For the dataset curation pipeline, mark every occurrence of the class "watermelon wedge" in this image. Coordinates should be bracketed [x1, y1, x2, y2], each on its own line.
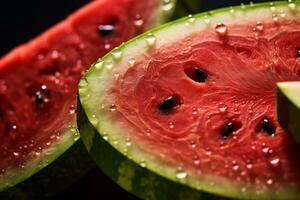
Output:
[0, 0, 175, 195]
[277, 82, 300, 144]
[79, 1, 300, 199]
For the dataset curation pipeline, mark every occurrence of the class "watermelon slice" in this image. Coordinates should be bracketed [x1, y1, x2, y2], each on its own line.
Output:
[79, 1, 300, 199]
[0, 0, 175, 194]
[277, 82, 300, 143]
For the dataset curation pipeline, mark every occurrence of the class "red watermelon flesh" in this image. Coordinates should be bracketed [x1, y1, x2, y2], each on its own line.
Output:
[0, 0, 165, 183]
[107, 19, 300, 194]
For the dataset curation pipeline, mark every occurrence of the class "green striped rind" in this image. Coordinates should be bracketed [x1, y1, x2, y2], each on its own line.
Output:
[277, 82, 300, 143]
[79, 1, 300, 200]
[0, 0, 175, 197]
[78, 103, 227, 200]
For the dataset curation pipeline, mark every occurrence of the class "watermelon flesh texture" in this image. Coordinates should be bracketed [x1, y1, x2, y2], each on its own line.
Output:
[0, 0, 172, 190]
[80, 2, 300, 199]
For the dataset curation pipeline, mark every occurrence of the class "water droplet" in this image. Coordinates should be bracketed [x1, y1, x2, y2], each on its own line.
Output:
[128, 58, 136, 67]
[256, 21, 264, 31]
[162, 0, 174, 12]
[125, 138, 132, 147]
[168, 122, 175, 129]
[241, 187, 247, 192]
[240, 3, 246, 9]
[193, 156, 200, 165]
[192, 107, 198, 116]
[229, 7, 235, 14]
[288, 2, 296, 10]
[272, 15, 279, 22]
[134, 14, 144, 27]
[140, 160, 147, 167]
[35, 152, 40, 156]
[104, 43, 111, 50]
[205, 150, 212, 156]
[218, 103, 228, 112]
[266, 179, 273, 185]
[69, 105, 76, 114]
[190, 141, 197, 148]
[246, 163, 253, 169]
[103, 133, 109, 141]
[112, 48, 123, 61]
[270, 157, 280, 166]
[187, 14, 195, 24]
[112, 139, 119, 145]
[13, 152, 19, 157]
[176, 169, 187, 179]
[94, 60, 104, 70]
[232, 163, 240, 171]
[203, 16, 210, 24]
[51, 50, 60, 59]
[104, 60, 113, 70]
[270, 6, 276, 13]
[109, 104, 117, 112]
[145, 33, 156, 47]
[215, 23, 227, 36]
[262, 146, 269, 153]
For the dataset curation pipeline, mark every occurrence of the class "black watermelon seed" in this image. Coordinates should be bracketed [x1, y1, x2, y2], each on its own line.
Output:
[184, 66, 208, 83]
[35, 91, 44, 105]
[297, 50, 300, 58]
[97, 25, 115, 36]
[194, 67, 208, 83]
[261, 119, 275, 136]
[158, 95, 182, 114]
[222, 121, 241, 139]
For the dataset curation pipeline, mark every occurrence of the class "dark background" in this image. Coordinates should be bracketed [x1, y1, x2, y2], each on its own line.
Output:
[0, 0, 270, 199]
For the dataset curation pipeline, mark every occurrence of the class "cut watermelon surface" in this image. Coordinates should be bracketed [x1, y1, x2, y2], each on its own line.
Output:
[79, 1, 300, 199]
[0, 0, 175, 192]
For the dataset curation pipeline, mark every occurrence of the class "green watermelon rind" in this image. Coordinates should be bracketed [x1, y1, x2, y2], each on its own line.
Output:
[276, 82, 300, 143]
[79, 1, 300, 200]
[0, 0, 175, 195]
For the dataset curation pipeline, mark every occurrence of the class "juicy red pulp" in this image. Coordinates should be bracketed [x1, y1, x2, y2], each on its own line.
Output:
[0, 0, 160, 173]
[111, 19, 300, 192]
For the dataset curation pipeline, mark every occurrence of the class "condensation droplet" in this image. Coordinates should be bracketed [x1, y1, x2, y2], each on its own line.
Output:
[218, 103, 228, 112]
[168, 122, 175, 129]
[241, 187, 247, 192]
[270, 157, 280, 166]
[128, 58, 136, 67]
[112, 48, 123, 61]
[256, 21, 264, 31]
[203, 16, 210, 24]
[192, 107, 198, 116]
[266, 179, 273, 185]
[162, 0, 174, 12]
[109, 104, 117, 112]
[125, 138, 132, 147]
[94, 60, 104, 70]
[246, 163, 253, 169]
[232, 164, 240, 171]
[134, 14, 144, 27]
[13, 152, 20, 157]
[104, 61, 113, 70]
[140, 160, 147, 167]
[229, 7, 235, 14]
[288, 2, 296, 11]
[215, 23, 227, 36]
[272, 15, 279, 22]
[187, 14, 195, 24]
[193, 156, 200, 165]
[176, 169, 188, 179]
[145, 33, 156, 47]
[104, 43, 111, 50]
[69, 105, 76, 114]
